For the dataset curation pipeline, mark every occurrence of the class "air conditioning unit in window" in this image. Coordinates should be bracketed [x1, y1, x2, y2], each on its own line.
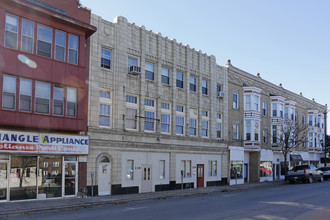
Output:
[128, 66, 141, 75]
[217, 92, 225, 98]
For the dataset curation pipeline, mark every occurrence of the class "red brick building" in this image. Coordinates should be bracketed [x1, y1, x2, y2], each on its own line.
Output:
[0, 0, 96, 201]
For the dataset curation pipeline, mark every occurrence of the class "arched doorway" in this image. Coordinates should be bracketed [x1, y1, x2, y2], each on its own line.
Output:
[97, 155, 111, 196]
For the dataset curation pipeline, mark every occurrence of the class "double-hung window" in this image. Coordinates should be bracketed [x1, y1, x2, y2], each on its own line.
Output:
[262, 102, 267, 116]
[263, 128, 268, 144]
[202, 110, 209, 137]
[126, 160, 134, 180]
[5, 14, 18, 49]
[37, 24, 52, 58]
[217, 113, 222, 139]
[145, 62, 154, 80]
[233, 92, 239, 109]
[161, 67, 170, 85]
[176, 105, 184, 135]
[272, 125, 277, 143]
[272, 104, 277, 117]
[245, 95, 251, 110]
[19, 78, 32, 112]
[208, 160, 217, 176]
[189, 108, 197, 136]
[66, 87, 77, 117]
[254, 96, 259, 111]
[161, 102, 170, 133]
[101, 48, 111, 69]
[254, 121, 260, 141]
[190, 76, 196, 92]
[245, 120, 251, 141]
[176, 72, 183, 88]
[202, 80, 208, 95]
[126, 95, 138, 130]
[53, 86, 64, 116]
[35, 81, 50, 114]
[21, 19, 34, 53]
[68, 34, 78, 64]
[2, 75, 16, 110]
[55, 30, 66, 62]
[144, 98, 155, 131]
[99, 90, 111, 127]
[233, 123, 239, 140]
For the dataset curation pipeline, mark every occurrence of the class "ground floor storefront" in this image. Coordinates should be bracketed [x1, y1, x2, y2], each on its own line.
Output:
[0, 130, 89, 202]
[86, 142, 227, 196]
[228, 146, 323, 185]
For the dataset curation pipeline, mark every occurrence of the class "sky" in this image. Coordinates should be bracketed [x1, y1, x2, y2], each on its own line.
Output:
[80, 0, 330, 125]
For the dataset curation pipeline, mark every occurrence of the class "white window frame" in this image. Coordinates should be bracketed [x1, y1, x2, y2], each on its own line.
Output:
[126, 95, 138, 130]
[216, 112, 222, 139]
[35, 81, 50, 114]
[262, 102, 267, 116]
[159, 160, 165, 179]
[53, 86, 64, 116]
[55, 30, 66, 62]
[208, 160, 217, 176]
[2, 75, 17, 110]
[144, 98, 156, 132]
[145, 62, 154, 81]
[233, 92, 239, 109]
[161, 67, 170, 85]
[37, 24, 53, 58]
[233, 122, 239, 140]
[66, 87, 77, 118]
[161, 102, 171, 134]
[202, 110, 209, 138]
[68, 34, 78, 65]
[126, 160, 134, 180]
[189, 108, 198, 136]
[5, 13, 18, 49]
[101, 48, 111, 69]
[176, 105, 185, 135]
[176, 72, 183, 88]
[21, 19, 34, 53]
[190, 76, 196, 92]
[202, 80, 208, 95]
[99, 89, 111, 127]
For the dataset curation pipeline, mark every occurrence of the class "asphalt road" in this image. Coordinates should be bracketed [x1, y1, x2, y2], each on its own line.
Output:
[7, 181, 330, 220]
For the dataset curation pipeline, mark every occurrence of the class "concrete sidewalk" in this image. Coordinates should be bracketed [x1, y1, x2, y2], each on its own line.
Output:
[0, 181, 285, 217]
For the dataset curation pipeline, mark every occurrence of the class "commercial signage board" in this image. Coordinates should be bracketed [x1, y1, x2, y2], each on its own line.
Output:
[0, 130, 89, 155]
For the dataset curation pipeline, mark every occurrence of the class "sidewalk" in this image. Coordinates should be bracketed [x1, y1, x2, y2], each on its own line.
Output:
[0, 181, 285, 217]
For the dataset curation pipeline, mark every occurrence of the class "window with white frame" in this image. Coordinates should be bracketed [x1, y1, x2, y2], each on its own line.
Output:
[53, 86, 64, 116]
[55, 30, 66, 61]
[145, 62, 154, 80]
[181, 160, 192, 178]
[208, 160, 217, 176]
[2, 75, 17, 110]
[245, 120, 251, 141]
[284, 107, 289, 120]
[202, 80, 208, 95]
[245, 95, 251, 110]
[202, 110, 209, 137]
[308, 115, 313, 126]
[272, 104, 277, 117]
[99, 90, 111, 127]
[233, 92, 239, 109]
[279, 104, 283, 118]
[176, 72, 183, 88]
[190, 76, 196, 92]
[126, 160, 134, 180]
[217, 112, 222, 139]
[5, 14, 18, 49]
[144, 98, 155, 132]
[176, 105, 184, 135]
[302, 135, 306, 148]
[161, 67, 170, 85]
[254, 121, 260, 141]
[189, 108, 197, 136]
[19, 78, 32, 112]
[262, 102, 267, 116]
[272, 125, 277, 144]
[159, 160, 165, 179]
[233, 122, 239, 140]
[68, 34, 78, 64]
[66, 87, 77, 117]
[21, 19, 34, 53]
[161, 102, 170, 133]
[37, 24, 52, 58]
[101, 48, 111, 69]
[35, 81, 50, 114]
[43, 162, 48, 168]
[53, 162, 60, 167]
[254, 96, 259, 111]
[308, 132, 313, 148]
[126, 95, 138, 130]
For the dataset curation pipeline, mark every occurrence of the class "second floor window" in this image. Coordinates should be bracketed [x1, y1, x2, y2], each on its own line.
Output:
[2, 75, 16, 110]
[189, 118, 197, 136]
[19, 78, 32, 112]
[21, 19, 34, 53]
[35, 81, 50, 114]
[5, 14, 18, 49]
[66, 87, 77, 117]
[53, 86, 64, 116]
[99, 104, 110, 126]
[55, 30, 66, 61]
[101, 48, 111, 69]
[68, 34, 78, 64]
[144, 111, 155, 131]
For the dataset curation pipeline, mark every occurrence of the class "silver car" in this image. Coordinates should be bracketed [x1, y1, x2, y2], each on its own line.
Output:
[318, 166, 330, 180]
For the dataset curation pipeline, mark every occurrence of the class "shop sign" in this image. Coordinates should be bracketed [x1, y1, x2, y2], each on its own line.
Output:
[0, 130, 89, 155]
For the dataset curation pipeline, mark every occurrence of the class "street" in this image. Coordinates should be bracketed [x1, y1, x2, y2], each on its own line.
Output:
[5, 181, 330, 220]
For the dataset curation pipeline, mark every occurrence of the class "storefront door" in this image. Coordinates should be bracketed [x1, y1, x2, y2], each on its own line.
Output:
[197, 164, 204, 188]
[141, 165, 152, 193]
[0, 161, 9, 201]
[63, 161, 77, 196]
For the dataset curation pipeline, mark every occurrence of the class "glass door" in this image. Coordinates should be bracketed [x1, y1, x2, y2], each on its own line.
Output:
[63, 161, 77, 196]
[0, 161, 8, 201]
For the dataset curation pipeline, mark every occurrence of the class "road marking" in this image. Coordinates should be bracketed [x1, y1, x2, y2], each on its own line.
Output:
[124, 207, 147, 211]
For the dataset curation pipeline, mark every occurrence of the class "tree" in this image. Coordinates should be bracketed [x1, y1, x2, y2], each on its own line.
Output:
[276, 120, 307, 181]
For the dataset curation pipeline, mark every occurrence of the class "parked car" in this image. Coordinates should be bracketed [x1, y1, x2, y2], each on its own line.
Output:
[318, 166, 330, 180]
[287, 165, 324, 184]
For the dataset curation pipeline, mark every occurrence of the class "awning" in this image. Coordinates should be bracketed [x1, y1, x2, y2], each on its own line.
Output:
[290, 154, 303, 161]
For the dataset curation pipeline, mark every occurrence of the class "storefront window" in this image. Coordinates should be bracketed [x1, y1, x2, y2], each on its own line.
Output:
[0, 162, 8, 201]
[10, 156, 37, 201]
[64, 162, 76, 196]
[231, 161, 243, 179]
[260, 161, 272, 177]
[38, 156, 62, 198]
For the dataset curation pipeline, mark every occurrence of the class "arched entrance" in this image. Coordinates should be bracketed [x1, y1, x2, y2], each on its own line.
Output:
[97, 155, 111, 196]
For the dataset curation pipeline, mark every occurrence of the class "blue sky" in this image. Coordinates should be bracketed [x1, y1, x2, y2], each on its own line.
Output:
[80, 0, 330, 118]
